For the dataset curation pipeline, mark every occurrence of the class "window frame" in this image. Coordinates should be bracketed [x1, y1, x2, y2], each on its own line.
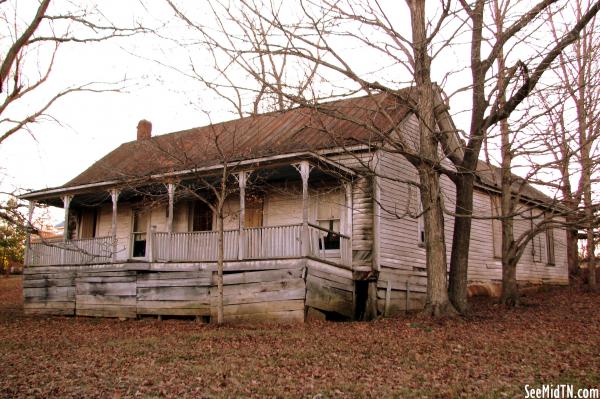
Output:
[545, 214, 555, 266]
[490, 196, 502, 259]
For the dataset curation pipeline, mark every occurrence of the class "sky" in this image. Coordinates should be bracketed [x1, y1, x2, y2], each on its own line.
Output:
[0, 0, 594, 223]
[1, 1, 206, 194]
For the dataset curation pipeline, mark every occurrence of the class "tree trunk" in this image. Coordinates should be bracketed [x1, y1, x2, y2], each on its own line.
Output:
[565, 221, 580, 279]
[216, 210, 225, 324]
[407, 0, 456, 318]
[499, 115, 519, 307]
[448, 174, 474, 314]
[494, 2, 521, 307]
[586, 229, 596, 289]
[500, 257, 519, 306]
[419, 166, 456, 317]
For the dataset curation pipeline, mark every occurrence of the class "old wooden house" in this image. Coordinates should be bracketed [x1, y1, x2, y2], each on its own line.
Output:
[20, 90, 568, 321]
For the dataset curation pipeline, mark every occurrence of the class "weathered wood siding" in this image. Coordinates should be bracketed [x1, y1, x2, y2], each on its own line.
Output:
[76, 270, 137, 318]
[213, 266, 305, 322]
[351, 177, 374, 271]
[137, 270, 212, 316]
[22, 257, 361, 322]
[305, 260, 354, 318]
[329, 150, 380, 273]
[23, 269, 76, 315]
[89, 182, 349, 261]
[374, 114, 568, 316]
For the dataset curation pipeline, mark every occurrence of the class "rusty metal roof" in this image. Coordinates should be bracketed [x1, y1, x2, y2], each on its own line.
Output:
[64, 91, 412, 188]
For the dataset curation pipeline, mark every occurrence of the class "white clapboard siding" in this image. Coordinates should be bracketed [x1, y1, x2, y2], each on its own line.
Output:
[374, 113, 568, 315]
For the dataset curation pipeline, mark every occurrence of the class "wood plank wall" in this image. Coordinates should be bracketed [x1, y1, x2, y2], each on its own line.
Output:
[22, 258, 358, 322]
[375, 114, 569, 316]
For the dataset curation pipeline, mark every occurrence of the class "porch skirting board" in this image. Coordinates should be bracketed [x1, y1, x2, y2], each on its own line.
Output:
[23, 258, 358, 322]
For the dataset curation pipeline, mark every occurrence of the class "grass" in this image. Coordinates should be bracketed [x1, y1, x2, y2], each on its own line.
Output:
[0, 275, 599, 398]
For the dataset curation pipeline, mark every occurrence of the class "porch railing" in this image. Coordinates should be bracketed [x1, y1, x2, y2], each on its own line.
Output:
[27, 236, 112, 266]
[26, 224, 352, 267]
[245, 224, 303, 259]
[153, 230, 239, 262]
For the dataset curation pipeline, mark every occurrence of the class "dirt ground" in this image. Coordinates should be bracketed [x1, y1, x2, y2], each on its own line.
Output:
[1, 276, 598, 398]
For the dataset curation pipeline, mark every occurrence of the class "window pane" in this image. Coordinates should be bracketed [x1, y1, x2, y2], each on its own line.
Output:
[133, 211, 148, 233]
[491, 196, 502, 258]
[192, 201, 212, 231]
[546, 226, 555, 265]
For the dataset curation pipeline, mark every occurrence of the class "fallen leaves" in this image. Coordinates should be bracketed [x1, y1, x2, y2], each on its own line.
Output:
[0, 276, 599, 398]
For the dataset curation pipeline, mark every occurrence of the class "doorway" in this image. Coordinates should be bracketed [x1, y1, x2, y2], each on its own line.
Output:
[131, 210, 149, 258]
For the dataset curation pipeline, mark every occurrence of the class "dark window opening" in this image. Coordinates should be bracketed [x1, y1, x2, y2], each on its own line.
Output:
[318, 219, 340, 250]
[192, 201, 212, 231]
[132, 239, 146, 258]
[546, 225, 555, 266]
[132, 210, 148, 258]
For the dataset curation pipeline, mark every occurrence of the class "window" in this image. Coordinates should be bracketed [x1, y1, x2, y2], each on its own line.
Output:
[190, 201, 212, 231]
[245, 195, 264, 228]
[318, 219, 341, 250]
[317, 190, 342, 251]
[530, 210, 543, 263]
[546, 216, 555, 266]
[490, 196, 502, 259]
[78, 209, 98, 239]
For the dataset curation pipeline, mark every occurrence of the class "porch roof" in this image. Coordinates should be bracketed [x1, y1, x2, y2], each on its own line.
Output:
[20, 151, 357, 205]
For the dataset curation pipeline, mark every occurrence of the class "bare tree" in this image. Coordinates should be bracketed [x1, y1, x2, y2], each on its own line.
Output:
[160, 0, 600, 316]
[530, 0, 600, 288]
[0, 0, 146, 229]
[0, 0, 145, 146]
[127, 119, 252, 324]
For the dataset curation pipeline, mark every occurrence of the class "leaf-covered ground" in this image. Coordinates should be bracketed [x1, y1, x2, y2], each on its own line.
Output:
[1, 276, 598, 398]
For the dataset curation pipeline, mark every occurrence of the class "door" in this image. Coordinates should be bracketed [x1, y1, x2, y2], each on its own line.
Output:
[245, 196, 264, 228]
[131, 210, 149, 258]
[244, 195, 264, 257]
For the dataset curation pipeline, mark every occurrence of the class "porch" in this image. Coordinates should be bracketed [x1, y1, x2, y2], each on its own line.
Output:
[27, 223, 352, 267]
[21, 156, 375, 321]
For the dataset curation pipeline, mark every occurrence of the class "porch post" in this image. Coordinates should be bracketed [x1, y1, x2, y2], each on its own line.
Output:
[62, 195, 72, 242]
[166, 182, 175, 262]
[110, 189, 120, 262]
[298, 161, 311, 257]
[24, 201, 35, 266]
[61, 195, 72, 265]
[167, 183, 175, 233]
[237, 171, 247, 260]
[344, 181, 353, 268]
[148, 225, 156, 263]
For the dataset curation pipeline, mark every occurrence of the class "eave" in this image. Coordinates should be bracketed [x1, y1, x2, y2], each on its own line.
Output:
[19, 150, 359, 203]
